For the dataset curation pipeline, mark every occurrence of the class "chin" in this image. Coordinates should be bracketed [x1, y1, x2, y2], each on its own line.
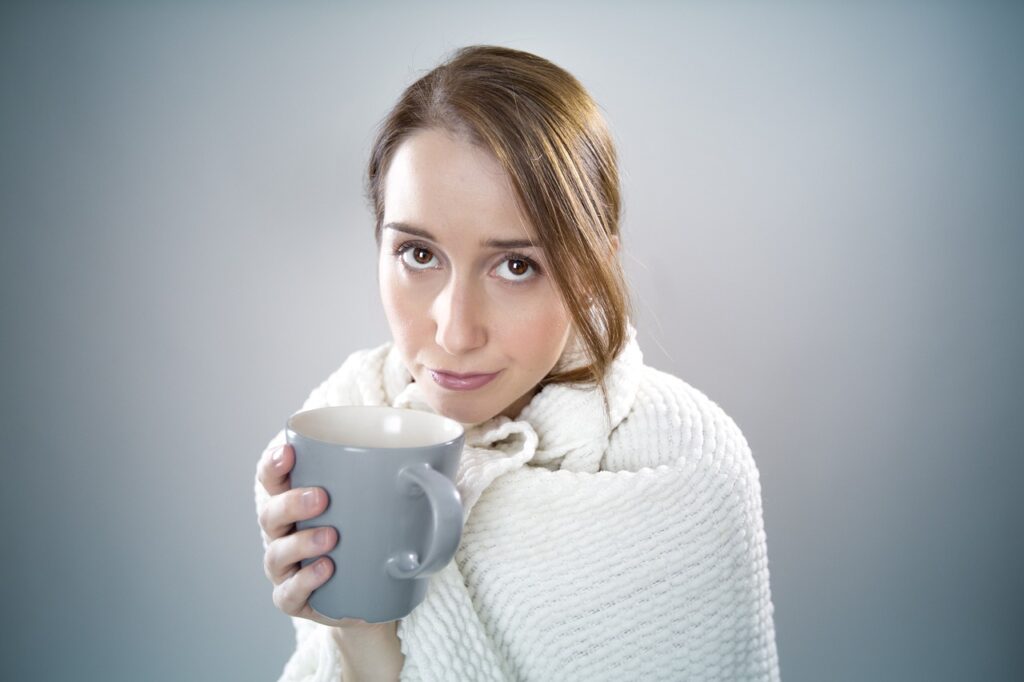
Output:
[424, 392, 497, 427]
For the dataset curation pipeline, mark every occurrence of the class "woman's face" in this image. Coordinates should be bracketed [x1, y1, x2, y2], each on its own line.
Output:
[378, 127, 572, 426]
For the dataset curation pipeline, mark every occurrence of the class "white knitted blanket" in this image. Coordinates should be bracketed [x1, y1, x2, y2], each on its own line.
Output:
[254, 324, 780, 680]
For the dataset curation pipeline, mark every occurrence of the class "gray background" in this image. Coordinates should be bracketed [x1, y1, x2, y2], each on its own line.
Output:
[2, 1, 1021, 680]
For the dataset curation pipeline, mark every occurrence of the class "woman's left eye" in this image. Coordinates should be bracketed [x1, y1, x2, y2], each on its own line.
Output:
[494, 256, 539, 283]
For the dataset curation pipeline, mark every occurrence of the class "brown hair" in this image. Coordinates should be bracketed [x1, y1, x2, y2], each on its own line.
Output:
[365, 45, 633, 404]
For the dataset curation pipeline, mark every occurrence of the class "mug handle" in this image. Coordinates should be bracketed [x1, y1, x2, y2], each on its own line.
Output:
[385, 462, 464, 580]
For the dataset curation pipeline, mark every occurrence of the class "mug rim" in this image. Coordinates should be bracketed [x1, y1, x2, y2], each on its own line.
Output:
[286, 404, 465, 451]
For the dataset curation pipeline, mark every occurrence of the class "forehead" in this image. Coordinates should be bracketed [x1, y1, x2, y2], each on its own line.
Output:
[382, 128, 536, 242]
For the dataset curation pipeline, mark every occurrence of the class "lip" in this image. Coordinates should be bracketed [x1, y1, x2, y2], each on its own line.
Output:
[429, 368, 501, 391]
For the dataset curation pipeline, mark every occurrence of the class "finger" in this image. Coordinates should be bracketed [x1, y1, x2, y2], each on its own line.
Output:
[258, 443, 294, 497]
[264, 525, 339, 584]
[258, 486, 330, 541]
[273, 556, 335, 617]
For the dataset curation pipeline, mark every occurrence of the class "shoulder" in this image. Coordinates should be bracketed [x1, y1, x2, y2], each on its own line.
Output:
[604, 363, 759, 485]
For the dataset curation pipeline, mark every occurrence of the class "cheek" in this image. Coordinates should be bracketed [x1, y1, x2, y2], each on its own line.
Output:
[379, 260, 405, 326]
[379, 261, 430, 341]
[494, 287, 571, 368]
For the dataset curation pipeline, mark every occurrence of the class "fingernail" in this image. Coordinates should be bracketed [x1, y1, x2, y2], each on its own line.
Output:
[303, 489, 319, 510]
[272, 446, 286, 469]
[314, 558, 328, 577]
[315, 528, 330, 546]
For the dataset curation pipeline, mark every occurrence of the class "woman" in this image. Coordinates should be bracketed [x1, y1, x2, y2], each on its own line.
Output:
[255, 45, 780, 681]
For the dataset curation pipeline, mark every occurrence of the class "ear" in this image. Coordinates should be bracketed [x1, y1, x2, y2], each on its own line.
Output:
[610, 234, 620, 254]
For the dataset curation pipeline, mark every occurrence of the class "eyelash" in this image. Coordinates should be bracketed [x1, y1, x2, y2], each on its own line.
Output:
[392, 240, 543, 283]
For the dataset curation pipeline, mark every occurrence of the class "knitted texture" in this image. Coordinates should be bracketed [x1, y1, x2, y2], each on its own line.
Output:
[254, 323, 780, 681]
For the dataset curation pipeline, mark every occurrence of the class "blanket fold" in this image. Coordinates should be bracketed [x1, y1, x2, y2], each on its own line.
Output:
[254, 323, 780, 681]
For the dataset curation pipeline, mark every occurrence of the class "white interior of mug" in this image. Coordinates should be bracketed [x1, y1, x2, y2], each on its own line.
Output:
[288, 406, 463, 448]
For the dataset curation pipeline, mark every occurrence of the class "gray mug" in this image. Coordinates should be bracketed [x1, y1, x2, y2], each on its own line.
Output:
[285, 405, 465, 623]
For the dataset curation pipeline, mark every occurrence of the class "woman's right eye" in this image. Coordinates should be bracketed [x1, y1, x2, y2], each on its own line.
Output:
[397, 243, 439, 270]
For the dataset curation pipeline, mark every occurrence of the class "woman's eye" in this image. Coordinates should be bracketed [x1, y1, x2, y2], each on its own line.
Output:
[400, 245, 438, 270]
[495, 257, 538, 283]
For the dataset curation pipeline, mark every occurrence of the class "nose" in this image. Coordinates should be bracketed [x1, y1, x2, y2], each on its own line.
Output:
[433, 274, 487, 356]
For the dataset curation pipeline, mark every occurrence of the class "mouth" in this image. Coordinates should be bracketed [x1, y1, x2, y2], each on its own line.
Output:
[428, 368, 502, 391]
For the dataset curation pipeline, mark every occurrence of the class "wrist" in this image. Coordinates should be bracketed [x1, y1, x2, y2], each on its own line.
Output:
[331, 620, 394, 646]
[330, 621, 403, 681]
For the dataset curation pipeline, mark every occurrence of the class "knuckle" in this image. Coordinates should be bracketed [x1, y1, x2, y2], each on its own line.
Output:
[257, 465, 272, 491]
[263, 545, 277, 581]
[257, 504, 273, 533]
[272, 581, 291, 614]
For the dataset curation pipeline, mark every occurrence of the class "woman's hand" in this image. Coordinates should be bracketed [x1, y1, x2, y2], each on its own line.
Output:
[256, 442, 396, 637]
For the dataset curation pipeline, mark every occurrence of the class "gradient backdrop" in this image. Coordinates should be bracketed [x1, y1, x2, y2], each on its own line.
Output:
[2, 1, 1022, 680]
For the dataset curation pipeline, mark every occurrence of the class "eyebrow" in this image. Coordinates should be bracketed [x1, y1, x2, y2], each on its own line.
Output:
[383, 221, 538, 249]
